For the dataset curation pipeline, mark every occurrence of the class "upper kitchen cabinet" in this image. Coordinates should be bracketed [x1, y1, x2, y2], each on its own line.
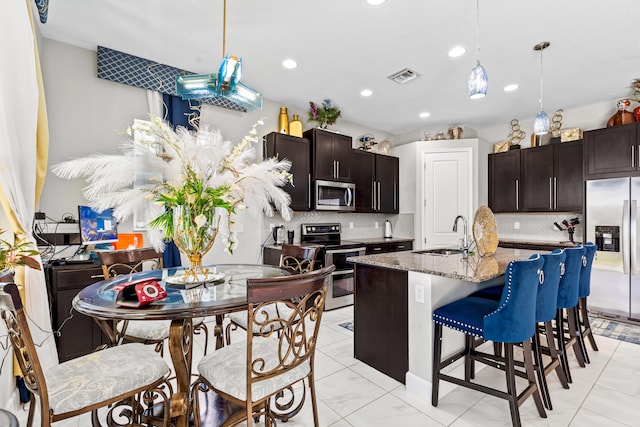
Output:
[520, 141, 583, 212]
[304, 128, 352, 182]
[584, 123, 639, 179]
[351, 150, 399, 213]
[489, 150, 521, 212]
[263, 132, 312, 211]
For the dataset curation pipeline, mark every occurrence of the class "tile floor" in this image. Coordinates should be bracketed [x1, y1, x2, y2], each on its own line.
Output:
[16, 307, 640, 426]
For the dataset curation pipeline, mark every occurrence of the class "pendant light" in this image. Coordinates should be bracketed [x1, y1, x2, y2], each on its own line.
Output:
[175, 0, 262, 111]
[468, 0, 488, 99]
[533, 41, 550, 135]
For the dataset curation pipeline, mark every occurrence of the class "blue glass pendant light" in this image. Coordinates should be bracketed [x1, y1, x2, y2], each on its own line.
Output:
[533, 42, 550, 135]
[175, 0, 262, 110]
[468, 0, 488, 99]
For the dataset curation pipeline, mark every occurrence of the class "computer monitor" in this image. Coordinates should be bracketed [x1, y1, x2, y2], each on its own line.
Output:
[78, 205, 119, 246]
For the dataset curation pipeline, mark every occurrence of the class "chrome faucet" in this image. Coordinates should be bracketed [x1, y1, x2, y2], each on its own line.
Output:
[452, 215, 470, 253]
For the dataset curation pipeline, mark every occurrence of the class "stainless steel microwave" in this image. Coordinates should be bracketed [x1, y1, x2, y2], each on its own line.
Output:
[315, 180, 355, 211]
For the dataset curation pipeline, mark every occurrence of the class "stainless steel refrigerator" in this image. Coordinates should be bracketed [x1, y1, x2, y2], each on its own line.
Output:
[585, 177, 640, 321]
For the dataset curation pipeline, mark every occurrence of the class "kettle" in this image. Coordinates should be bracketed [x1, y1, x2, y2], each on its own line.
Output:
[384, 220, 392, 238]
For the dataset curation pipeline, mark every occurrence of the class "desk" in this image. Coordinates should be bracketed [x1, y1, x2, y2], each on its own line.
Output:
[73, 264, 290, 427]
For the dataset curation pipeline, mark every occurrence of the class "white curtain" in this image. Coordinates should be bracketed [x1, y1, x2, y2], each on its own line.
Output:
[0, 0, 58, 387]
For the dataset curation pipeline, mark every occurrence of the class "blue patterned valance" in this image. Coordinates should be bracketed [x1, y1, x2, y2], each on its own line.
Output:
[34, 0, 49, 23]
[97, 46, 247, 112]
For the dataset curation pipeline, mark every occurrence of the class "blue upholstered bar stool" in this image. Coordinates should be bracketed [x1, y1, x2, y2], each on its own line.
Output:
[469, 250, 570, 410]
[432, 255, 547, 427]
[555, 245, 587, 383]
[577, 242, 599, 361]
[533, 249, 570, 410]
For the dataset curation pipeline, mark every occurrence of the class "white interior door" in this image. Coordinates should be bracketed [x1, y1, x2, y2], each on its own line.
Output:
[422, 150, 471, 247]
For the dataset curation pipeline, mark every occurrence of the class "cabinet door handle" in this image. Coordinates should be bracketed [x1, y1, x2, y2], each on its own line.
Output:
[337, 160, 340, 179]
[397, 245, 405, 249]
[333, 161, 337, 179]
[515, 179, 519, 211]
[372, 181, 376, 209]
[90, 274, 105, 279]
[634, 145, 637, 169]
[308, 174, 312, 209]
[549, 177, 553, 210]
[377, 181, 381, 210]
[554, 177, 557, 210]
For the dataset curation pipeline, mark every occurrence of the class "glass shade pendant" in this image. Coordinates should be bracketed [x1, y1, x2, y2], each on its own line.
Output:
[468, 0, 487, 99]
[174, 0, 262, 111]
[468, 61, 488, 99]
[533, 41, 550, 135]
[534, 111, 550, 135]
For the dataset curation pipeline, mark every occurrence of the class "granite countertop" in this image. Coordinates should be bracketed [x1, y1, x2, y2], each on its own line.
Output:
[350, 237, 414, 245]
[348, 247, 540, 283]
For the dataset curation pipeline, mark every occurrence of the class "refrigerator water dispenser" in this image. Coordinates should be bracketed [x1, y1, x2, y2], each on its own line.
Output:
[595, 225, 619, 252]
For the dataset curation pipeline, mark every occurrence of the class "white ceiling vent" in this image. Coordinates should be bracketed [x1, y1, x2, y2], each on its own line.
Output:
[387, 68, 421, 84]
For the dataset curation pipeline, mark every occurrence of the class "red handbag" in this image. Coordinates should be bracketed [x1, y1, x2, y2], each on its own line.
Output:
[116, 278, 167, 308]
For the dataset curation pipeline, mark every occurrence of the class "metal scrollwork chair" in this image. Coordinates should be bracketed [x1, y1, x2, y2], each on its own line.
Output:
[0, 282, 173, 427]
[98, 248, 210, 355]
[190, 265, 334, 427]
[225, 244, 321, 345]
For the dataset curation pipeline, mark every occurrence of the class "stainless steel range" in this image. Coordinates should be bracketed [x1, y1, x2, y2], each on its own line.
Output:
[300, 223, 365, 310]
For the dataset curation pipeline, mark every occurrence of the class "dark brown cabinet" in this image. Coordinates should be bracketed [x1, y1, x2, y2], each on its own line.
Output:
[490, 141, 583, 213]
[263, 132, 312, 211]
[489, 150, 521, 212]
[364, 240, 413, 254]
[47, 263, 109, 362]
[304, 128, 352, 182]
[351, 151, 399, 213]
[521, 141, 583, 212]
[584, 123, 639, 179]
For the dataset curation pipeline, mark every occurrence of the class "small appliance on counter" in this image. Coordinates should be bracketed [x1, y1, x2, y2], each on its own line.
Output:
[384, 220, 392, 238]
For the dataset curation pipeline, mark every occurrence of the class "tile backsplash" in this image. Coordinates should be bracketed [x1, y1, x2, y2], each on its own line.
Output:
[495, 213, 584, 243]
[262, 212, 414, 243]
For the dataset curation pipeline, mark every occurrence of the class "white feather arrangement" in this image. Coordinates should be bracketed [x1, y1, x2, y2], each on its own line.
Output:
[52, 116, 292, 254]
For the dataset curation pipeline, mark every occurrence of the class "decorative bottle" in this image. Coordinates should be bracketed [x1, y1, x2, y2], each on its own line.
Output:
[278, 107, 289, 134]
[289, 114, 303, 137]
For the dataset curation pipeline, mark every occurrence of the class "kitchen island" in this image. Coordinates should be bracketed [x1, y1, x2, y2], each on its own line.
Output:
[349, 247, 539, 400]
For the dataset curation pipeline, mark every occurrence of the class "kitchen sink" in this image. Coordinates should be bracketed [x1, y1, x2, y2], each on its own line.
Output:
[413, 248, 464, 256]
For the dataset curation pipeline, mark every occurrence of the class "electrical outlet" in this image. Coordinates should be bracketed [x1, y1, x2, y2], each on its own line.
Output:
[349, 222, 354, 229]
[514, 221, 520, 230]
[375, 221, 379, 229]
[415, 285, 425, 304]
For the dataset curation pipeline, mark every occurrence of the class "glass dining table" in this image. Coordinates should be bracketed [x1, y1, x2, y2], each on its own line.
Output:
[73, 263, 291, 427]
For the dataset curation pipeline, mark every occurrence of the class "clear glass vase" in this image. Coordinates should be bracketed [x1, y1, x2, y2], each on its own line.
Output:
[172, 205, 219, 283]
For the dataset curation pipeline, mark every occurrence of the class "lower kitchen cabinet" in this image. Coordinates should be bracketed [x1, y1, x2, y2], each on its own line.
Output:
[365, 240, 413, 255]
[46, 263, 110, 362]
[354, 264, 408, 383]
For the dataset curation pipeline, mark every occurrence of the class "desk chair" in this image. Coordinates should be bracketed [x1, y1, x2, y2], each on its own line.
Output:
[98, 248, 210, 355]
[225, 244, 321, 345]
[432, 255, 547, 427]
[0, 282, 172, 427]
[190, 265, 334, 427]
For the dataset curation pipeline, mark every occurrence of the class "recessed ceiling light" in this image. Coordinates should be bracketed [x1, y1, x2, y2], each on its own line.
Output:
[503, 84, 519, 92]
[366, 0, 387, 5]
[419, 112, 431, 118]
[361, 89, 373, 97]
[448, 46, 466, 58]
[282, 59, 297, 69]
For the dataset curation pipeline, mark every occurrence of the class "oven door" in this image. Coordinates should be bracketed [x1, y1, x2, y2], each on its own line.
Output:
[324, 246, 365, 310]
